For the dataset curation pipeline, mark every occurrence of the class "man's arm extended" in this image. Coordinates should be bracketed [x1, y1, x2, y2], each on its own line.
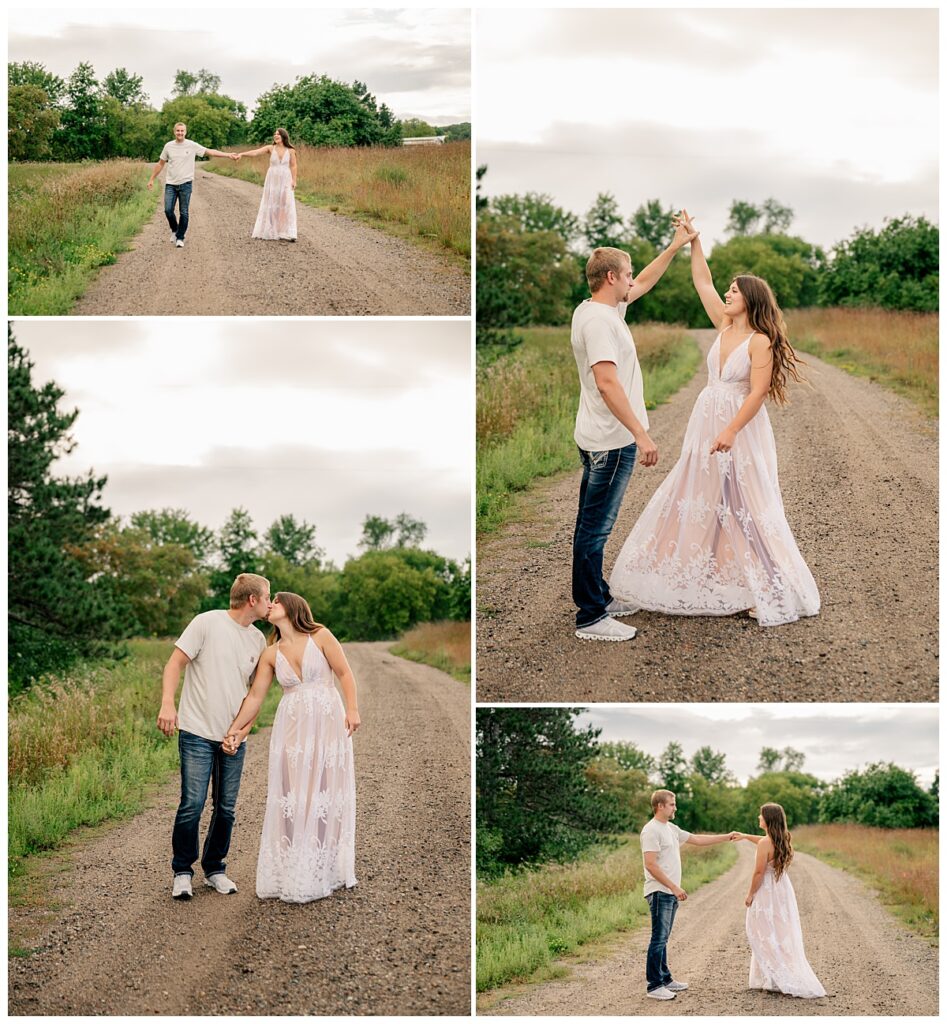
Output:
[626, 219, 697, 303]
[686, 831, 738, 847]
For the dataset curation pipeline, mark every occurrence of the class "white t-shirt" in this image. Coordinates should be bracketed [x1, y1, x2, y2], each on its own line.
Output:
[640, 817, 692, 897]
[175, 610, 266, 742]
[572, 299, 649, 452]
[159, 139, 208, 185]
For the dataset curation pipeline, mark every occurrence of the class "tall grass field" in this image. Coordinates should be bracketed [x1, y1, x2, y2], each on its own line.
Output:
[794, 824, 938, 941]
[477, 325, 700, 536]
[476, 835, 736, 994]
[390, 620, 471, 684]
[204, 141, 470, 260]
[8, 160, 156, 315]
[8, 638, 280, 892]
[787, 307, 938, 417]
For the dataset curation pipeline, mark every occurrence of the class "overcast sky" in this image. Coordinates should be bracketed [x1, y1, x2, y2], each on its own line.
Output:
[13, 319, 471, 566]
[575, 705, 938, 787]
[9, 8, 470, 124]
[477, 8, 938, 249]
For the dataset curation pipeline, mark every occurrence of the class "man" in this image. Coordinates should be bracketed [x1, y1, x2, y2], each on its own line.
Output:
[571, 221, 695, 641]
[640, 789, 737, 1000]
[157, 573, 271, 900]
[147, 122, 236, 247]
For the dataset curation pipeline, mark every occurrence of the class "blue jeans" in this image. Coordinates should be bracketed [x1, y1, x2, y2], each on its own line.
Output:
[572, 443, 637, 628]
[164, 181, 193, 240]
[171, 729, 245, 877]
[646, 891, 679, 991]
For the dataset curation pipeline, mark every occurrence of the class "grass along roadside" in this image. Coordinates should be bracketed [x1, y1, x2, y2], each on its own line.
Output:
[476, 835, 736, 995]
[8, 161, 157, 315]
[8, 637, 280, 899]
[390, 620, 471, 684]
[477, 325, 701, 536]
[793, 824, 938, 943]
[204, 141, 470, 262]
[787, 307, 938, 418]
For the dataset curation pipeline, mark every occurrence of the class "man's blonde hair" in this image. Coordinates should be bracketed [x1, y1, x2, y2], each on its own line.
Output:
[230, 573, 269, 608]
[586, 246, 631, 293]
[651, 789, 675, 812]
[174, 122, 187, 130]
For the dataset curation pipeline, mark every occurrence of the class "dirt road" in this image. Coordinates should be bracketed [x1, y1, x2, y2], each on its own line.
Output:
[482, 842, 937, 1016]
[8, 644, 470, 1016]
[477, 331, 938, 702]
[73, 170, 470, 316]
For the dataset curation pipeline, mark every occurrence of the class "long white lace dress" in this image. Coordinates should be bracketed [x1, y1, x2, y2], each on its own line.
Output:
[746, 861, 826, 998]
[251, 147, 297, 240]
[256, 635, 357, 902]
[608, 329, 820, 626]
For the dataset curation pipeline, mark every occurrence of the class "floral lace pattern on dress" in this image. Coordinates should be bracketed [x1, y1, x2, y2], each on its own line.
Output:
[609, 331, 820, 626]
[746, 863, 826, 998]
[251, 147, 297, 240]
[256, 635, 356, 903]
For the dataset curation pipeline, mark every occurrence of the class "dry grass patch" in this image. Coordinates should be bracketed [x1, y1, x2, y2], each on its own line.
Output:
[787, 307, 938, 416]
[794, 823, 938, 941]
[390, 621, 470, 684]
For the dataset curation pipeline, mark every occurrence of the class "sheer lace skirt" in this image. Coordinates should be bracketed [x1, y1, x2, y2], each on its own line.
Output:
[256, 684, 356, 902]
[252, 163, 297, 240]
[609, 385, 820, 626]
[746, 868, 825, 998]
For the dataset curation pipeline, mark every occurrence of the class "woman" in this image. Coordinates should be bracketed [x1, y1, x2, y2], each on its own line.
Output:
[223, 591, 360, 903]
[608, 210, 820, 626]
[236, 128, 298, 241]
[736, 804, 825, 998]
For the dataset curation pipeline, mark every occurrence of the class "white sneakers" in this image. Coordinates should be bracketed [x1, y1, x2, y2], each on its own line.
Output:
[646, 986, 676, 1000]
[175, 239, 185, 248]
[667, 980, 689, 991]
[575, 616, 637, 642]
[204, 872, 238, 894]
[170, 231, 178, 243]
[172, 874, 193, 900]
[605, 598, 640, 616]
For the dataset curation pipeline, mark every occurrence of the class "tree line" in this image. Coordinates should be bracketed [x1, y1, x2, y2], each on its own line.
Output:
[476, 166, 938, 350]
[476, 708, 938, 878]
[8, 329, 469, 692]
[9, 60, 469, 161]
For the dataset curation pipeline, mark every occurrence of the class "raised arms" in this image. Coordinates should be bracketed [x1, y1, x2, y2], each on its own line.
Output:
[677, 210, 728, 328]
[625, 218, 696, 304]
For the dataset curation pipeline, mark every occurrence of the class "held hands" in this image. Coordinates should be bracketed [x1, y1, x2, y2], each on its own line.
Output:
[671, 209, 699, 246]
[710, 427, 737, 455]
[222, 731, 242, 755]
[157, 703, 178, 737]
[727, 831, 742, 841]
[231, 153, 241, 161]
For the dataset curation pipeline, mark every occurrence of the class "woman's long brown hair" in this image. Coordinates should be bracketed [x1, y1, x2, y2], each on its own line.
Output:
[274, 127, 295, 150]
[761, 802, 793, 881]
[733, 274, 805, 406]
[267, 591, 323, 646]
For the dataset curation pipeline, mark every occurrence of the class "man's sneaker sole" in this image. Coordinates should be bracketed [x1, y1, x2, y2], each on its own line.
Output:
[646, 990, 676, 1000]
[204, 880, 237, 894]
[173, 890, 192, 900]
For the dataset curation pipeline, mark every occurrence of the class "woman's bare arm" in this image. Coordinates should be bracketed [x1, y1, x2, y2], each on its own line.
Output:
[315, 630, 361, 736]
[235, 144, 272, 160]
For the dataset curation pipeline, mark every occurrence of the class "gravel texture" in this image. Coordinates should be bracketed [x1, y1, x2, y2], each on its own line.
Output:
[476, 330, 938, 702]
[73, 170, 470, 316]
[480, 842, 937, 1016]
[8, 643, 471, 1016]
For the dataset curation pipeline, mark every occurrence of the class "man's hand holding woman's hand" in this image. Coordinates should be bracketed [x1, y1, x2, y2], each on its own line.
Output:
[672, 209, 699, 244]
[222, 731, 242, 755]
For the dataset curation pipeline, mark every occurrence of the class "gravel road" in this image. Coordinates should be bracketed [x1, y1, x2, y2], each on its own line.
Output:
[72, 170, 470, 316]
[481, 842, 937, 1016]
[8, 643, 471, 1016]
[476, 331, 938, 702]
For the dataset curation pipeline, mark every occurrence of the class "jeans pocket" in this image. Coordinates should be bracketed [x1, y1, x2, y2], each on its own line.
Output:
[588, 449, 610, 470]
